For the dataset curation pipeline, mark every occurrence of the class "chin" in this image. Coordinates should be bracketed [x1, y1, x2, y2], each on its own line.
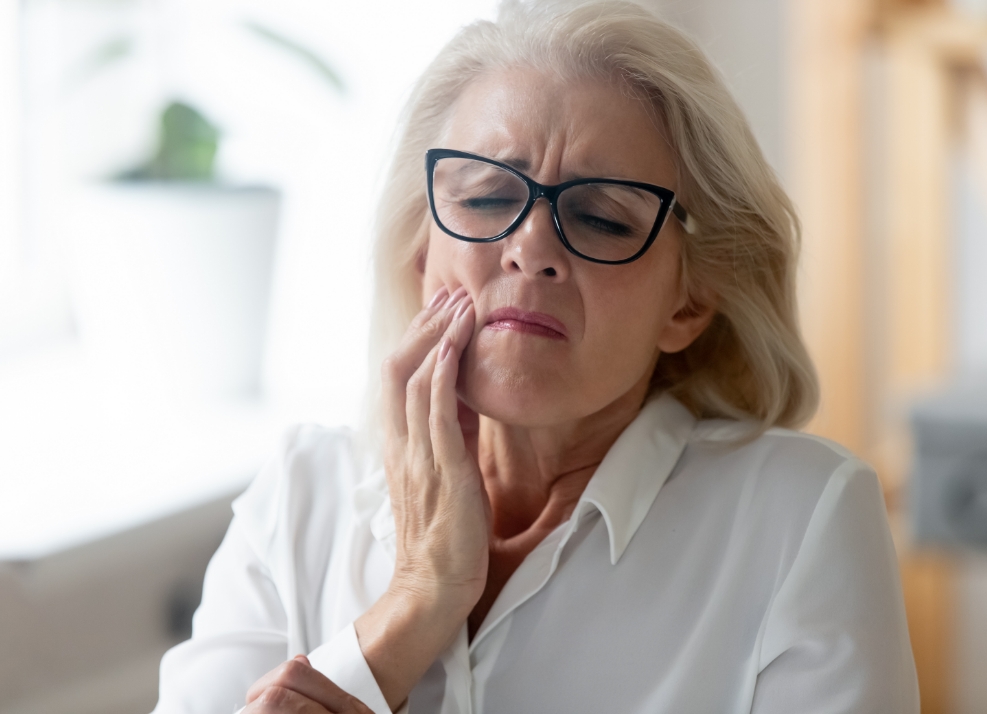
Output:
[461, 385, 560, 428]
[457, 332, 575, 422]
[457, 359, 574, 427]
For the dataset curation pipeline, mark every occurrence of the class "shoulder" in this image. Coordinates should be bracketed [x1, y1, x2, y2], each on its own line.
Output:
[684, 419, 874, 494]
[272, 423, 367, 489]
[231, 424, 369, 562]
[668, 420, 881, 556]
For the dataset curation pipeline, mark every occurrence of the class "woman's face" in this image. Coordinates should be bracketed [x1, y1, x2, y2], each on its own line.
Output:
[421, 67, 713, 427]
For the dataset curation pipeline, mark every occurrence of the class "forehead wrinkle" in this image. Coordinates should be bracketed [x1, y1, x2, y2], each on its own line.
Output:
[440, 67, 676, 187]
[442, 68, 561, 152]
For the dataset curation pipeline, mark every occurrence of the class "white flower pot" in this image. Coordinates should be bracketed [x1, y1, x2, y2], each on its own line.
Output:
[65, 183, 280, 401]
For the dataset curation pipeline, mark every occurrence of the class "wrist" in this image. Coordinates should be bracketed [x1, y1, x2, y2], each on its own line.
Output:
[354, 586, 470, 711]
[387, 573, 480, 622]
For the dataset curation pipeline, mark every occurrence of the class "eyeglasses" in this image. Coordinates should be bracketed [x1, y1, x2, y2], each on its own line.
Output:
[425, 148, 690, 265]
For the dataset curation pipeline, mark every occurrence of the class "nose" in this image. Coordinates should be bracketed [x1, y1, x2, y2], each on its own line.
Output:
[499, 199, 570, 281]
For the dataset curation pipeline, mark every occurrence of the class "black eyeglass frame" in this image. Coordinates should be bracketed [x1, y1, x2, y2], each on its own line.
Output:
[425, 148, 689, 265]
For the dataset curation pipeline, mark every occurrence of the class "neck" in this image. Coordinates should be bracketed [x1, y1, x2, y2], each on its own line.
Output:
[476, 383, 649, 540]
[465, 376, 654, 640]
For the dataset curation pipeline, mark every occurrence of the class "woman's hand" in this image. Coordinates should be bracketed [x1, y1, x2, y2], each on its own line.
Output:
[385, 286, 488, 609]
[355, 286, 488, 711]
[244, 655, 373, 714]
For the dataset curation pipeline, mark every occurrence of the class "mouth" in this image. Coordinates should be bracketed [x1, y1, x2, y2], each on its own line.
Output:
[484, 307, 568, 340]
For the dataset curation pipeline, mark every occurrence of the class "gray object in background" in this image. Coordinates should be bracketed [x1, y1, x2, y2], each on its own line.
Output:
[0, 490, 241, 714]
[911, 381, 987, 549]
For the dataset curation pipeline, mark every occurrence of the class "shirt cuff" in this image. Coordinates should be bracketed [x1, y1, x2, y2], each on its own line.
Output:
[308, 622, 392, 714]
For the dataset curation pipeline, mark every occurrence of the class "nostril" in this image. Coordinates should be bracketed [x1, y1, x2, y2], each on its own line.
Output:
[544, 267, 557, 277]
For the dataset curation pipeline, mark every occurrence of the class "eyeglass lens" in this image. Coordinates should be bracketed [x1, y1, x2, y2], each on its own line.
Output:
[431, 157, 664, 263]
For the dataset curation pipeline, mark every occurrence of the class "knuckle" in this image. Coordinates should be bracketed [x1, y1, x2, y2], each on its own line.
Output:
[381, 355, 403, 383]
[258, 686, 291, 706]
[409, 309, 433, 331]
[383, 446, 400, 471]
[280, 659, 306, 681]
[428, 410, 448, 434]
[409, 446, 435, 473]
[406, 369, 430, 396]
[419, 316, 444, 340]
[384, 444, 410, 473]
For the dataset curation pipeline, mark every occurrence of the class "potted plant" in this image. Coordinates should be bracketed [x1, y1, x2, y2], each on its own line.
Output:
[63, 14, 342, 402]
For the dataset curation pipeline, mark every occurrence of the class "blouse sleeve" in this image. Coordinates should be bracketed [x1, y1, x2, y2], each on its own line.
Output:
[152, 513, 290, 714]
[751, 460, 920, 713]
[152, 426, 393, 714]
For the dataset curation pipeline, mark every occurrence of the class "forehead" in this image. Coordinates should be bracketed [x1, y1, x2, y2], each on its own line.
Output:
[440, 66, 678, 187]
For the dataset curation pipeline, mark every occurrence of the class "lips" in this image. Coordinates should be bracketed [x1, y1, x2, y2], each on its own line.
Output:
[484, 307, 568, 340]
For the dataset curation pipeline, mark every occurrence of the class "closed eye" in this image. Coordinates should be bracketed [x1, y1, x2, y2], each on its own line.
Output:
[462, 197, 523, 210]
[574, 213, 634, 237]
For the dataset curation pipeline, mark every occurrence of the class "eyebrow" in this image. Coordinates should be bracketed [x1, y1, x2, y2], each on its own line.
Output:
[483, 152, 634, 183]
[498, 156, 531, 171]
[499, 156, 606, 182]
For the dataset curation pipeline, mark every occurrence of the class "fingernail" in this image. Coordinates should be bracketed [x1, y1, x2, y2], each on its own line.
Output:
[445, 286, 467, 308]
[427, 286, 448, 308]
[438, 338, 451, 361]
[454, 297, 473, 319]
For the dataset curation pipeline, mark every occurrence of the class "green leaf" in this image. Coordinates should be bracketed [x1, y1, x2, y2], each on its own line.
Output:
[65, 35, 134, 88]
[117, 101, 220, 182]
[242, 20, 345, 94]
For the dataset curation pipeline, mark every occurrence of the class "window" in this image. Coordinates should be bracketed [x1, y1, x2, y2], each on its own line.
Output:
[0, 0, 498, 560]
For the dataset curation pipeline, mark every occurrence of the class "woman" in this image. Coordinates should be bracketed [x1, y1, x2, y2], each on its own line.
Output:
[154, 1, 919, 712]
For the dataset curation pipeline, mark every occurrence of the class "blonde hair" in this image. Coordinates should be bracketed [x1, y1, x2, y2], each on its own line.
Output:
[361, 0, 818, 454]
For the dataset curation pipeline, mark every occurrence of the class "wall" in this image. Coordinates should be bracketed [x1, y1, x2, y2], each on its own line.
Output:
[654, 0, 787, 179]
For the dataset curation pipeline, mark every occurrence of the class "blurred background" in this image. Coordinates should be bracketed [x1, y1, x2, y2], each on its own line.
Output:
[0, 0, 985, 712]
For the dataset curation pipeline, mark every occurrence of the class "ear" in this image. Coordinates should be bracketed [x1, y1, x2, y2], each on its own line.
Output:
[655, 283, 718, 354]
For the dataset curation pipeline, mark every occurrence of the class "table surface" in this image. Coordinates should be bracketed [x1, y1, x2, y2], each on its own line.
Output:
[0, 343, 288, 560]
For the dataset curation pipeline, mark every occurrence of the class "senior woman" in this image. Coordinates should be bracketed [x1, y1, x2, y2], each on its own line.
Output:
[153, 1, 919, 712]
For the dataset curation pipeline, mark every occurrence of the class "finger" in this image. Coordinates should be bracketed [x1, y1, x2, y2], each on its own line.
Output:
[430, 301, 476, 468]
[382, 287, 466, 444]
[246, 658, 359, 713]
[381, 285, 450, 445]
[397, 287, 466, 370]
[405, 341, 441, 464]
[245, 658, 319, 704]
[245, 685, 328, 713]
[246, 661, 282, 704]
[405, 295, 474, 460]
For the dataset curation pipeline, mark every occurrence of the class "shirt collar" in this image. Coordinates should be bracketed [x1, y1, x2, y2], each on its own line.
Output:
[358, 393, 697, 565]
[570, 393, 696, 564]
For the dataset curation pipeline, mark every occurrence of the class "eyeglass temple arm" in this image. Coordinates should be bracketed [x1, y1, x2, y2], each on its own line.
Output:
[671, 199, 697, 235]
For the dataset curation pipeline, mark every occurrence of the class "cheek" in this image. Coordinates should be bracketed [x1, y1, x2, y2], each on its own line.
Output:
[421, 228, 498, 299]
[584, 261, 675, 351]
[420, 229, 450, 297]
[579, 289, 664, 382]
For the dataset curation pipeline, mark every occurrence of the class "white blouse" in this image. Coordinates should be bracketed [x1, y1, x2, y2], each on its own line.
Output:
[152, 395, 919, 714]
